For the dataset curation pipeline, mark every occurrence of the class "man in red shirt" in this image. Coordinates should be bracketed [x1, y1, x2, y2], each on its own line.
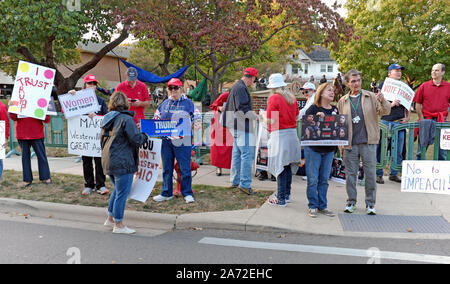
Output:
[414, 63, 450, 160]
[115, 67, 151, 126]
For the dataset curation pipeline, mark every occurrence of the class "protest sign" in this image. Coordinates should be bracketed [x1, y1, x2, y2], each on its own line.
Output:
[0, 121, 5, 159]
[128, 138, 162, 203]
[8, 61, 55, 120]
[381, 78, 415, 110]
[141, 119, 193, 137]
[330, 157, 364, 184]
[440, 129, 450, 150]
[59, 88, 100, 119]
[67, 115, 103, 157]
[255, 120, 269, 171]
[301, 114, 349, 146]
[401, 160, 450, 195]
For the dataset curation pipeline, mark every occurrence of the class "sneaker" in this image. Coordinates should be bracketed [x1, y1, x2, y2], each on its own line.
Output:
[184, 195, 195, 204]
[366, 206, 377, 215]
[97, 187, 109, 195]
[389, 175, 401, 183]
[268, 197, 287, 207]
[285, 195, 291, 203]
[104, 219, 114, 227]
[113, 226, 136, 234]
[239, 187, 257, 195]
[318, 209, 335, 217]
[344, 204, 356, 213]
[82, 187, 93, 195]
[376, 176, 384, 184]
[308, 208, 318, 218]
[153, 194, 174, 202]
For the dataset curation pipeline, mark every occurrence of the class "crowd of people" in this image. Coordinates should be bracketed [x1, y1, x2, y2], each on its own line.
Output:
[0, 63, 448, 233]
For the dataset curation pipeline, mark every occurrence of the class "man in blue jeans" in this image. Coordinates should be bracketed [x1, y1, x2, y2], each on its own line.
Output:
[376, 63, 410, 184]
[223, 68, 259, 195]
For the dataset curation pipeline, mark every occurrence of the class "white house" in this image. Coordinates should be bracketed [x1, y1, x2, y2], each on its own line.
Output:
[285, 46, 340, 82]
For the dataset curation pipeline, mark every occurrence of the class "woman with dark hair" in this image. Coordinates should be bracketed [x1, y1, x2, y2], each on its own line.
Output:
[101, 91, 148, 234]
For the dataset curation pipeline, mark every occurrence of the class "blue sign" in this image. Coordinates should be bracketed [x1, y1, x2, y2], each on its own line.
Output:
[141, 119, 191, 137]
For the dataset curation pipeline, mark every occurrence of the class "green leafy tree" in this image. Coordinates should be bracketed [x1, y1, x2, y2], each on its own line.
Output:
[332, 0, 449, 89]
[0, 0, 129, 94]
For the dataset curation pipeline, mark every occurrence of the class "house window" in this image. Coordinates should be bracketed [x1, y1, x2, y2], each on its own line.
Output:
[292, 64, 300, 74]
[320, 64, 327, 73]
[304, 64, 308, 74]
[327, 65, 333, 73]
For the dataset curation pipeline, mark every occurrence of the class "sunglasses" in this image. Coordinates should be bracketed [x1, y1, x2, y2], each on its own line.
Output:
[168, 86, 180, 91]
[303, 90, 310, 94]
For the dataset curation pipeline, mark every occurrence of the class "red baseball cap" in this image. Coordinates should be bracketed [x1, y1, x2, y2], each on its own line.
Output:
[84, 74, 98, 83]
[168, 78, 183, 87]
[244, 67, 258, 78]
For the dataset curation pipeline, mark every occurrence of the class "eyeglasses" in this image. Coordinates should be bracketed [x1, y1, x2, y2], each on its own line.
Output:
[168, 86, 180, 91]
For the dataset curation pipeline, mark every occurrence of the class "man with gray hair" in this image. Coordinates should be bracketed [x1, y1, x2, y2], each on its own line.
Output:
[337, 69, 391, 215]
[414, 63, 450, 160]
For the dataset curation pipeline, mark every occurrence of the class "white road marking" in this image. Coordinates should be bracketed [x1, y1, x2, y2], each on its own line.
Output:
[199, 237, 450, 264]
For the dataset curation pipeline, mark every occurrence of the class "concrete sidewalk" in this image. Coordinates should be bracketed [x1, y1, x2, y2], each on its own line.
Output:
[2, 155, 450, 239]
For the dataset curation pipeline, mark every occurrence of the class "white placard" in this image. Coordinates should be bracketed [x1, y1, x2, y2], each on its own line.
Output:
[440, 129, 450, 150]
[67, 115, 103, 157]
[401, 160, 450, 195]
[59, 88, 100, 119]
[128, 138, 162, 203]
[381, 78, 415, 110]
[0, 121, 5, 159]
[8, 61, 55, 120]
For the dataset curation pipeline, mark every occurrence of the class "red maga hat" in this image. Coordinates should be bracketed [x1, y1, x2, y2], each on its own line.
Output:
[84, 74, 98, 83]
[167, 78, 183, 87]
[244, 67, 258, 78]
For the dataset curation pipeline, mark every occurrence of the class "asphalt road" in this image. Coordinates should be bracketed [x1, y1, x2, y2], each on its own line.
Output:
[1, 215, 449, 266]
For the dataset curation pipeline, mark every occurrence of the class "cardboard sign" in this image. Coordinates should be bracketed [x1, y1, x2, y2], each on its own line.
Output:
[381, 78, 415, 110]
[8, 61, 55, 120]
[255, 120, 269, 171]
[59, 88, 100, 119]
[0, 121, 5, 159]
[301, 114, 349, 146]
[128, 138, 162, 203]
[401, 160, 450, 195]
[67, 115, 103, 157]
[440, 128, 450, 150]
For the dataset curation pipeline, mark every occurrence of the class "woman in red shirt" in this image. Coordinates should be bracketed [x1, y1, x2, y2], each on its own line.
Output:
[0, 101, 10, 181]
[9, 110, 51, 187]
[265, 74, 302, 207]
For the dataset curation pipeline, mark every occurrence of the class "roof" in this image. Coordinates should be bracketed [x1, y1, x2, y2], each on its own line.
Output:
[303, 46, 334, 62]
[78, 41, 130, 59]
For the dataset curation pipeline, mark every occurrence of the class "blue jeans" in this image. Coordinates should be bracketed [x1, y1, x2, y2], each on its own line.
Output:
[161, 139, 193, 197]
[376, 120, 405, 176]
[0, 159, 3, 181]
[230, 131, 255, 189]
[304, 147, 334, 210]
[18, 139, 51, 182]
[108, 174, 134, 223]
[277, 166, 292, 204]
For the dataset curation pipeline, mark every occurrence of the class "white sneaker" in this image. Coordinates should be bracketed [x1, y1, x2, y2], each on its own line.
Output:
[153, 194, 174, 202]
[113, 226, 136, 234]
[97, 187, 109, 195]
[82, 187, 93, 195]
[104, 219, 114, 227]
[184, 195, 195, 203]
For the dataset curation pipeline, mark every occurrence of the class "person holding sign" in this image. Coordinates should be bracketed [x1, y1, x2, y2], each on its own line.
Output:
[9, 108, 52, 187]
[337, 69, 391, 215]
[264, 74, 301, 207]
[376, 64, 410, 184]
[414, 63, 450, 161]
[0, 101, 9, 182]
[68, 75, 108, 195]
[152, 78, 201, 204]
[303, 83, 338, 218]
[101, 92, 149, 234]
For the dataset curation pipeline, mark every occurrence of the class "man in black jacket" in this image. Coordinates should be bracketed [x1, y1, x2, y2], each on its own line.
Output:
[223, 68, 259, 195]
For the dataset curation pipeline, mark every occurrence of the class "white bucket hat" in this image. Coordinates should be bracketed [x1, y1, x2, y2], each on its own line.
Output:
[300, 82, 316, 91]
[267, 73, 287, 89]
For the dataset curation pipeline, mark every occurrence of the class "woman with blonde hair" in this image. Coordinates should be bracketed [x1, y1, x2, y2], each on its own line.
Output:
[304, 83, 338, 218]
[101, 91, 149, 234]
[265, 73, 302, 207]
